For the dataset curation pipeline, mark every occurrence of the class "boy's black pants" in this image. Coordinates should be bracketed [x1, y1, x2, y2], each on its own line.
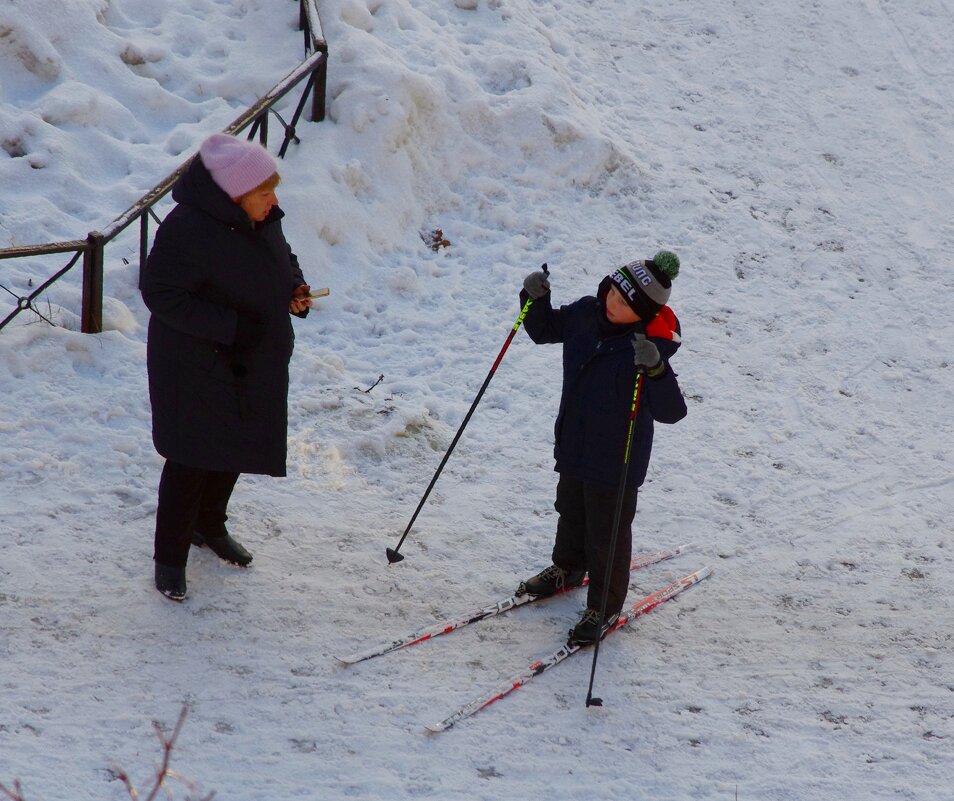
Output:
[154, 461, 240, 567]
[552, 474, 638, 617]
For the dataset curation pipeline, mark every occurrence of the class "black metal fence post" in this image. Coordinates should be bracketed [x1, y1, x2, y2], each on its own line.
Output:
[312, 47, 327, 122]
[139, 212, 149, 278]
[81, 231, 104, 333]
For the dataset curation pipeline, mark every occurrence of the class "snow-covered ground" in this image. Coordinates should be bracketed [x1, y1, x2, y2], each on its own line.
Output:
[1, 0, 953, 798]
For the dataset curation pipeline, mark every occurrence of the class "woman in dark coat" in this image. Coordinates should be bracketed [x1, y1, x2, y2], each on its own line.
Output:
[517, 252, 687, 643]
[141, 133, 311, 601]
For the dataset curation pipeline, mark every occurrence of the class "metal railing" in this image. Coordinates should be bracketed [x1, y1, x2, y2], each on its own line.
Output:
[0, 0, 327, 335]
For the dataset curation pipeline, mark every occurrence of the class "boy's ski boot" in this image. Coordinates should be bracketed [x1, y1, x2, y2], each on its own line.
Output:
[517, 564, 585, 597]
[568, 607, 620, 645]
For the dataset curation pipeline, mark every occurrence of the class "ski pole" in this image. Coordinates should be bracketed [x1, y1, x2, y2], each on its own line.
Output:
[386, 264, 548, 564]
[585, 368, 644, 707]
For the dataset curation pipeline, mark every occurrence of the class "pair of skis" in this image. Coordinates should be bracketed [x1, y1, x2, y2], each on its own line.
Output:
[337, 545, 712, 732]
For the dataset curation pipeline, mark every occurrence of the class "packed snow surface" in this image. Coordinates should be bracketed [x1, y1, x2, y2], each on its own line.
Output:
[1, 0, 952, 799]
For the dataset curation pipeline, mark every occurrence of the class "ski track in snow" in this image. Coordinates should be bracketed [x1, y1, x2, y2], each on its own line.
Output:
[1, 0, 953, 799]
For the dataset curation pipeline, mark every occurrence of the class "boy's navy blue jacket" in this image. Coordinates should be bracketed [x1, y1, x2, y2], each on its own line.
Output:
[521, 279, 687, 489]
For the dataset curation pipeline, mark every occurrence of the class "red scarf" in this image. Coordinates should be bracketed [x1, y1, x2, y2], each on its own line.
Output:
[646, 305, 681, 342]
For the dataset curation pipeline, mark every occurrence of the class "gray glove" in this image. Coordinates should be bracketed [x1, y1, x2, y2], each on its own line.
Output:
[632, 333, 664, 377]
[523, 271, 550, 300]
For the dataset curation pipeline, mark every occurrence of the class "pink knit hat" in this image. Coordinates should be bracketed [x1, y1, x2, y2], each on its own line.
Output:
[198, 133, 278, 199]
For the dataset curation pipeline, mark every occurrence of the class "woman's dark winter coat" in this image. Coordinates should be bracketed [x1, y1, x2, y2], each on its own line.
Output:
[522, 278, 687, 488]
[141, 157, 306, 477]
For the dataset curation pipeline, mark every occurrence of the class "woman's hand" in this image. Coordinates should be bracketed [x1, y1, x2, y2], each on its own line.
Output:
[289, 284, 313, 314]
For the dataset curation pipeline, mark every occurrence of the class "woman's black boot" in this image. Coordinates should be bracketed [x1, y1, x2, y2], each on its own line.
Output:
[155, 563, 187, 601]
[192, 528, 253, 567]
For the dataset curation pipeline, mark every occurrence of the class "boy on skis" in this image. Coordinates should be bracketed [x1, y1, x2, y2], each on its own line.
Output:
[517, 252, 687, 644]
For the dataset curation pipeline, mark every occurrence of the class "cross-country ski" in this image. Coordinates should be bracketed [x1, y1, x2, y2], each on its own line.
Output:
[425, 565, 713, 733]
[338, 545, 689, 664]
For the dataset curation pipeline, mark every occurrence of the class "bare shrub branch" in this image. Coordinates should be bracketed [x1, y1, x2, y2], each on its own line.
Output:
[115, 705, 214, 801]
[0, 780, 27, 801]
[3, 705, 212, 801]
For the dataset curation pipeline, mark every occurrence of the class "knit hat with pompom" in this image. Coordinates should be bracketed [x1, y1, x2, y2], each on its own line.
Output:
[609, 250, 680, 321]
[198, 133, 278, 199]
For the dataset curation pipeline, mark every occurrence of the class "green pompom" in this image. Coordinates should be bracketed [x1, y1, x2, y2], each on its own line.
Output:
[653, 250, 680, 280]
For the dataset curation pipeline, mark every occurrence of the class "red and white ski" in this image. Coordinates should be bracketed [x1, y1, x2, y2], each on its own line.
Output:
[337, 545, 690, 665]
[425, 565, 713, 733]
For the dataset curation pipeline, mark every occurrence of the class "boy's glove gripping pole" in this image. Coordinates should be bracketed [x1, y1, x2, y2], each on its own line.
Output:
[386, 264, 549, 564]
